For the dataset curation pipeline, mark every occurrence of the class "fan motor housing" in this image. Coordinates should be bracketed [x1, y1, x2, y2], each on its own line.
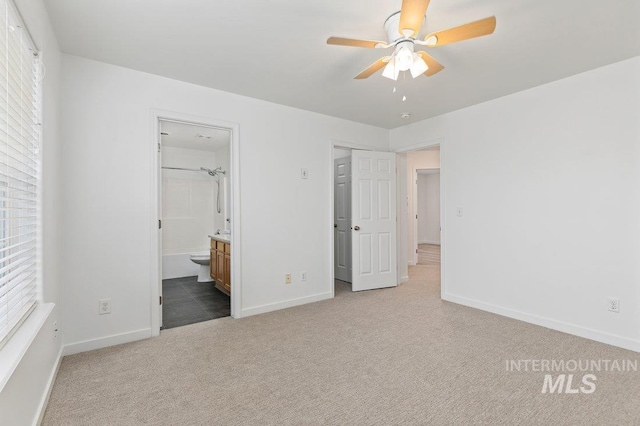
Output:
[383, 11, 425, 42]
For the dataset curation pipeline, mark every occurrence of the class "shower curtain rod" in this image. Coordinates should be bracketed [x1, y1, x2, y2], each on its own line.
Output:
[162, 166, 204, 172]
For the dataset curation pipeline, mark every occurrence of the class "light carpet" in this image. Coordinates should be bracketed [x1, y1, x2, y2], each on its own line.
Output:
[43, 264, 639, 425]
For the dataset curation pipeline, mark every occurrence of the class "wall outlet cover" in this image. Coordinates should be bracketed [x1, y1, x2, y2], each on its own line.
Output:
[608, 297, 620, 313]
[99, 298, 112, 315]
[285, 273, 292, 284]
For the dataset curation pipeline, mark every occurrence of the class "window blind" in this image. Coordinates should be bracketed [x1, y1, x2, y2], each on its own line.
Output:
[0, 0, 41, 349]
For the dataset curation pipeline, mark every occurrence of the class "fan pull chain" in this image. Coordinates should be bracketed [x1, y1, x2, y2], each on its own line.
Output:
[402, 71, 407, 101]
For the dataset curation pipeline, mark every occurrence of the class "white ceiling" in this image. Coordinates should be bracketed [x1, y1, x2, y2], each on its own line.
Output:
[160, 121, 230, 152]
[47, 0, 640, 129]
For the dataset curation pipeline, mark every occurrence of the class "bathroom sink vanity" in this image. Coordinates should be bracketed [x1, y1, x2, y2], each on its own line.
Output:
[209, 235, 231, 296]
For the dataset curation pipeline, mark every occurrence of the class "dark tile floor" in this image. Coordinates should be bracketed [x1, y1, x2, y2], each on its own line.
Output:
[161, 276, 230, 330]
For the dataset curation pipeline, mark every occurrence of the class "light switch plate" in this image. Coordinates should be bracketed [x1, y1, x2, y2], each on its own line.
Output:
[301, 168, 308, 179]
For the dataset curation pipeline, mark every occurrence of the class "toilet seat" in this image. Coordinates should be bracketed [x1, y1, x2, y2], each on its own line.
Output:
[190, 252, 209, 261]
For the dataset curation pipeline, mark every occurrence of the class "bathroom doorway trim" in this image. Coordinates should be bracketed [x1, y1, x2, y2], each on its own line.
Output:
[150, 109, 241, 336]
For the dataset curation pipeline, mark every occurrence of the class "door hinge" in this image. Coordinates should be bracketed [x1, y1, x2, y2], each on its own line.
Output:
[159, 296, 162, 305]
[158, 219, 162, 229]
[416, 249, 418, 253]
[158, 143, 161, 152]
[416, 214, 418, 219]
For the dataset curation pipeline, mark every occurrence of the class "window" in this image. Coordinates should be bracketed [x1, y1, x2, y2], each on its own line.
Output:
[0, 0, 41, 349]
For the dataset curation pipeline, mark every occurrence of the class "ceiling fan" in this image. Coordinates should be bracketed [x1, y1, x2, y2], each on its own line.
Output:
[327, 0, 496, 80]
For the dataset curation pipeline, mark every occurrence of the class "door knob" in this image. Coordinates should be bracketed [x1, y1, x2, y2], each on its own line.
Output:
[354, 226, 360, 231]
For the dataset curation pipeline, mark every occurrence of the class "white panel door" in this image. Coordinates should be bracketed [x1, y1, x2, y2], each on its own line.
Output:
[334, 157, 352, 283]
[351, 150, 397, 291]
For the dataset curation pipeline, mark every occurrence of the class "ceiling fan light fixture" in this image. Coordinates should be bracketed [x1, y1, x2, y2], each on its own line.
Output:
[382, 60, 400, 80]
[410, 54, 429, 78]
[396, 45, 414, 71]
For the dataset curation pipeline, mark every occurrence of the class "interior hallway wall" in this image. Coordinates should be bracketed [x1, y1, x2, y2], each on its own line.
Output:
[59, 54, 389, 353]
[406, 149, 440, 265]
[417, 172, 440, 245]
[390, 56, 640, 352]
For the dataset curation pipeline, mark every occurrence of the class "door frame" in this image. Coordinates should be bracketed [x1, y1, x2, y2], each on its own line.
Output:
[150, 109, 242, 336]
[392, 138, 446, 298]
[328, 140, 377, 298]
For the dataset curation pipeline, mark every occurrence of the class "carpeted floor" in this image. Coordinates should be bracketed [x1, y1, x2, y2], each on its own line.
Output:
[43, 262, 639, 425]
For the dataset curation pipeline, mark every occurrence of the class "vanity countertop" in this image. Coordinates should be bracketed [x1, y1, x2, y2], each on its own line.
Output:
[209, 234, 231, 243]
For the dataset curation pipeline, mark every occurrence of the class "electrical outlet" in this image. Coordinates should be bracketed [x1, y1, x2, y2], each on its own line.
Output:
[301, 271, 307, 281]
[99, 298, 111, 315]
[285, 273, 292, 284]
[608, 297, 620, 313]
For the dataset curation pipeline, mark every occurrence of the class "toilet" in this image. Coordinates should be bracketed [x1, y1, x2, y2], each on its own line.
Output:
[190, 252, 213, 283]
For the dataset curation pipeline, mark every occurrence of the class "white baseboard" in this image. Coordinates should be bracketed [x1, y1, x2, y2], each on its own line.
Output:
[399, 275, 409, 284]
[241, 292, 333, 317]
[34, 345, 63, 426]
[63, 328, 152, 356]
[443, 292, 640, 353]
[418, 240, 441, 245]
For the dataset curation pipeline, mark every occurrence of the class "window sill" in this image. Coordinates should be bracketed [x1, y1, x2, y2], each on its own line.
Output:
[0, 302, 54, 392]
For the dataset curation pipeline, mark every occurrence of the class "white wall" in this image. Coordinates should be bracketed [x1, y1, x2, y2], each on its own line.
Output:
[60, 54, 388, 351]
[417, 172, 440, 245]
[0, 0, 63, 424]
[391, 56, 640, 352]
[406, 149, 440, 264]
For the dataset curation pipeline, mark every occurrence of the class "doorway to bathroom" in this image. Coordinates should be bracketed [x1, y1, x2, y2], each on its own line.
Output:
[157, 119, 233, 330]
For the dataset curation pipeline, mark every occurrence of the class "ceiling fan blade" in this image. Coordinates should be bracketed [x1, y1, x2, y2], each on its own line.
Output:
[399, 0, 431, 37]
[424, 16, 496, 47]
[327, 37, 387, 49]
[416, 51, 444, 76]
[354, 57, 390, 79]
